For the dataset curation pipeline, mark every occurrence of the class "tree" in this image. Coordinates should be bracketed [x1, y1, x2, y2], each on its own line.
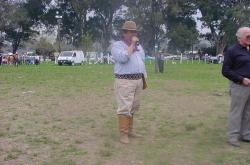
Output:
[0, 0, 12, 31]
[35, 37, 55, 58]
[125, 0, 165, 54]
[161, 0, 199, 54]
[88, 0, 124, 54]
[51, 0, 91, 47]
[194, 0, 250, 54]
[81, 32, 94, 52]
[0, 0, 12, 51]
[167, 24, 198, 53]
[3, 0, 51, 53]
[4, 3, 37, 53]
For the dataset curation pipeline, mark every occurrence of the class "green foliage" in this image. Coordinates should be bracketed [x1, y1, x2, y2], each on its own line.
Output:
[168, 23, 198, 53]
[87, 0, 124, 52]
[4, 6, 36, 53]
[1, 0, 250, 56]
[50, 0, 92, 47]
[3, 0, 50, 53]
[0, 1, 11, 31]
[195, 0, 250, 54]
[35, 37, 55, 56]
[125, 0, 166, 54]
[81, 32, 94, 52]
[163, 0, 199, 53]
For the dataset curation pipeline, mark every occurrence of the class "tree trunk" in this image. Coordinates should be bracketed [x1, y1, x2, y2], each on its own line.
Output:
[216, 35, 227, 55]
[12, 37, 20, 54]
[208, 24, 227, 55]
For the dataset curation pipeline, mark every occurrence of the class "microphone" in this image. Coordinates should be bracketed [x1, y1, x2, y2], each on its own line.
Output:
[135, 40, 140, 51]
[131, 36, 139, 51]
[132, 36, 139, 45]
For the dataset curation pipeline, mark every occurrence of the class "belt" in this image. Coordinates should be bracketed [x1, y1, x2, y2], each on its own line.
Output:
[115, 73, 143, 80]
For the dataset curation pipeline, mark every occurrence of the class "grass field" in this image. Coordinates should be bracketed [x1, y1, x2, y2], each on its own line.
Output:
[1, 61, 250, 165]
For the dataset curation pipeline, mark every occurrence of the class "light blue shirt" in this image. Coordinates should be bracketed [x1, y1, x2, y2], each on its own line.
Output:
[111, 41, 147, 78]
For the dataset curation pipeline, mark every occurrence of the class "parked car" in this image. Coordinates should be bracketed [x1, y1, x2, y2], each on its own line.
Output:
[209, 56, 219, 64]
[57, 51, 85, 66]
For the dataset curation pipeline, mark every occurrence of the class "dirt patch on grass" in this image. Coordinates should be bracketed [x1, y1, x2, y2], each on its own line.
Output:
[0, 79, 244, 165]
[0, 88, 116, 164]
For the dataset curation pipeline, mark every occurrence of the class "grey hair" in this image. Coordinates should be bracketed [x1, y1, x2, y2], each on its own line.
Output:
[236, 27, 250, 39]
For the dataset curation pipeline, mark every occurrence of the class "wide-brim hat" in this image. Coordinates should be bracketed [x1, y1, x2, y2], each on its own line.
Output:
[121, 21, 138, 31]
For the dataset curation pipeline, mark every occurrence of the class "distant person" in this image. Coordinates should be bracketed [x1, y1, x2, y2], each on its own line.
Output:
[157, 50, 165, 73]
[222, 27, 250, 147]
[111, 21, 147, 144]
[103, 56, 108, 64]
[14, 53, 19, 66]
[2, 56, 7, 64]
[35, 55, 40, 65]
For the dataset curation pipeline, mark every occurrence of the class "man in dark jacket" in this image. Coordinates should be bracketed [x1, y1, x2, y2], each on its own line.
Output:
[222, 27, 250, 147]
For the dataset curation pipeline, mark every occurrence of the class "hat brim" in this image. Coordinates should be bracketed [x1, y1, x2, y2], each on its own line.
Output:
[121, 28, 139, 32]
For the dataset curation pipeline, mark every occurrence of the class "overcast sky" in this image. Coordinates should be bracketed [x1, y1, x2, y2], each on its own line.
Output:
[193, 10, 210, 34]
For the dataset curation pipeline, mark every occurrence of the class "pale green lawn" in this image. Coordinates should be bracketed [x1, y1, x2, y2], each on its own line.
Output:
[0, 62, 249, 165]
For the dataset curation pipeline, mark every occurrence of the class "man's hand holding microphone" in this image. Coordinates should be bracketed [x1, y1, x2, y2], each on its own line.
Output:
[128, 36, 139, 55]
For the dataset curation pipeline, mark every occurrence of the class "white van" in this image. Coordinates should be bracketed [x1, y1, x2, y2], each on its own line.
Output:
[57, 51, 85, 66]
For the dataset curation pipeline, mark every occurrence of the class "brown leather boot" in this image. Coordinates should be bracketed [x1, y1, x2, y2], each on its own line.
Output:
[129, 116, 142, 138]
[118, 115, 130, 144]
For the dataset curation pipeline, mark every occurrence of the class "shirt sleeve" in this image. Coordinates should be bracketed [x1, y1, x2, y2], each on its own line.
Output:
[111, 42, 130, 64]
[222, 49, 244, 83]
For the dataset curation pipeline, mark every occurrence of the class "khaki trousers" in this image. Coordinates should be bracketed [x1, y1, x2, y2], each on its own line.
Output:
[114, 78, 143, 116]
[228, 82, 250, 140]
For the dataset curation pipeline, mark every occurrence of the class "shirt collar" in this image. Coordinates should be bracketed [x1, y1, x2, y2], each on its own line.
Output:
[237, 43, 248, 50]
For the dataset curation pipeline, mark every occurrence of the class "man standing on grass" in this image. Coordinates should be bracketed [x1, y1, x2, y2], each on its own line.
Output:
[111, 21, 147, 144]
[222, 27, 250, 147]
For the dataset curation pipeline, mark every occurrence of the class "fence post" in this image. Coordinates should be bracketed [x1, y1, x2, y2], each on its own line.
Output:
[180, 53, 183, 64]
